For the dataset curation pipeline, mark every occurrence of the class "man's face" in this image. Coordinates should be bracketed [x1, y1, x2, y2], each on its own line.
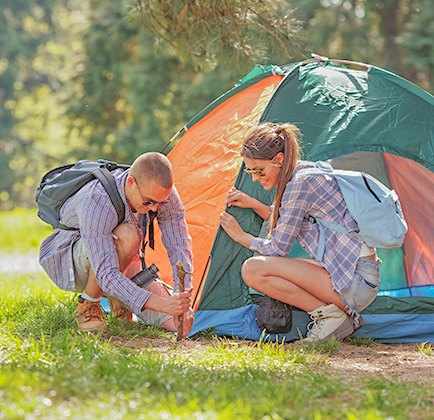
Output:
[129, 176, 172, 214]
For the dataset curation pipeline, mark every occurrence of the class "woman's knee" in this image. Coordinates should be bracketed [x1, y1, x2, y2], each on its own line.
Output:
[241, 257, 264, 287]
[113, 223, 140, 262]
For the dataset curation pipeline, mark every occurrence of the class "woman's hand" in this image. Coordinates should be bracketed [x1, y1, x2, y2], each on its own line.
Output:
[220, 211, 254, 248]
[225, 187, 256, 209]
[225, 187, 271, 221]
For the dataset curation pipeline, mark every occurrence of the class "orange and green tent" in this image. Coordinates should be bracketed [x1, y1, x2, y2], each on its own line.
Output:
[150, 56, 434, 343]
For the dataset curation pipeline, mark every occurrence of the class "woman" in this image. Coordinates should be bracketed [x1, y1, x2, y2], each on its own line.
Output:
[219, 122, 381, 342]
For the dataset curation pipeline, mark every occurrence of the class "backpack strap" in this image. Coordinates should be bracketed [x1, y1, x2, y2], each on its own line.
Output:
[297, 164, 362, 261]
[304, 214, 362, 261]
[92, 167, 125, 226]
[58, 167, 126, 230]
[148, 210, 157, 250]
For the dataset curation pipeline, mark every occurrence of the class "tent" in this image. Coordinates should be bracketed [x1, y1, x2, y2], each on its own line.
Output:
[147, 55, 434, 343]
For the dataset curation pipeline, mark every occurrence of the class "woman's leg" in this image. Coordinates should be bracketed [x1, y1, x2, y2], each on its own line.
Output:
[243, 256, 355, 341]
[242, 256, 346, 313]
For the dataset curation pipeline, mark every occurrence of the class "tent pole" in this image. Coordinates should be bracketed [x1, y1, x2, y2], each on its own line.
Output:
[192, 254, 211, 309]
[160, 126, 187, 155]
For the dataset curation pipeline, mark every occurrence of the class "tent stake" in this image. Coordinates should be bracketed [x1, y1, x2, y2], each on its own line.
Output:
[176, 261, 192, 341]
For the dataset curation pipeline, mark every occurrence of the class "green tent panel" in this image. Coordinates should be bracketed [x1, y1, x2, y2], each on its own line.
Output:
[189, 57, 434, 343]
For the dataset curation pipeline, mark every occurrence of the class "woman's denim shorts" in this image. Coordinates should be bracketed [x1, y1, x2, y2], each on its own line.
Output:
[338, 257, 382, 315]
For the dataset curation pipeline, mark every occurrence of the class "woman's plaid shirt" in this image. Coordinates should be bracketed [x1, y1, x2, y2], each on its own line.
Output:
[250, 161, 363, 294]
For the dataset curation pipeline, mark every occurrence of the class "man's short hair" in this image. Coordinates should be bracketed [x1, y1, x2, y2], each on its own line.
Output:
[130, 152, 173, 189]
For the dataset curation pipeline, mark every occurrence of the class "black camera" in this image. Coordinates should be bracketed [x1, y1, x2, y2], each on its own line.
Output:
[130, 263, 159, 289]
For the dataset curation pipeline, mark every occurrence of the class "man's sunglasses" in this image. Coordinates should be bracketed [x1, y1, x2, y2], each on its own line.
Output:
[244, 156, 277, 177]
[133, 177, 159, 207]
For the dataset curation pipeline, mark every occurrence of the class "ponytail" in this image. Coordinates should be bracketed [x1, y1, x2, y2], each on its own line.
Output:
[241, 122, 301, 231]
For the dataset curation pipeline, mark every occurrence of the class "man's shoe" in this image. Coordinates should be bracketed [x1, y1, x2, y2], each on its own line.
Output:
[75, 296, 107, 332]
[108, 297, 134, 322]
[298, 303, 354, 343]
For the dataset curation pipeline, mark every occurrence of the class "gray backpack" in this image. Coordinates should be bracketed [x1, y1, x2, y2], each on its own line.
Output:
[35, 160, 129, 230]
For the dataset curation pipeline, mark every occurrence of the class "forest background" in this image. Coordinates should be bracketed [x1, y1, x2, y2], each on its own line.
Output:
[1, 0, 433, 211]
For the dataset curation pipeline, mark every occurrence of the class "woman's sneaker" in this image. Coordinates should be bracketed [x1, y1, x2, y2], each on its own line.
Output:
[75, 296, 107, 332]
[298, 303, 354, 343]
[352, 314, 365, 333]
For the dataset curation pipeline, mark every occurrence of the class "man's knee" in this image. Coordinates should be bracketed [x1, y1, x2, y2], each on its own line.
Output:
[113, 223, 140, 262]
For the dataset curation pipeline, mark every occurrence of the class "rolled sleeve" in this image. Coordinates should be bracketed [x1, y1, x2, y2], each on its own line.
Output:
[157, 186, 193, 291]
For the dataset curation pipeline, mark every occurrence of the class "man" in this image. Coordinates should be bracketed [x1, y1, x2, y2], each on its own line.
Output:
[39, 152, 194, 338]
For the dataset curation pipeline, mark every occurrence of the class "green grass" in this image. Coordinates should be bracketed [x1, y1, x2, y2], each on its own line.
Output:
[1, 273, 434, 420]
[1, 211, 434, 419]
[346, 336, 376, 347]
[418, 342, 434, 356]
[0, 208, 52, 253]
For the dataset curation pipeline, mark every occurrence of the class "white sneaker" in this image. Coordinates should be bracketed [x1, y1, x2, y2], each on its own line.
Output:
[299, 303, 354, 343]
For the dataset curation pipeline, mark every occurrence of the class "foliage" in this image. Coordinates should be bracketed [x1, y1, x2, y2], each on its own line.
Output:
[0, 0, 57, 209]
[292, 0, 434, 94]
[0, 0, 235, 210]
[134, 0, 303, 74]
[1, 0, 433, 211]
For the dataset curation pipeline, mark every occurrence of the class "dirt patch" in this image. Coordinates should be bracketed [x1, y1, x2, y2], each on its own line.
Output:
[324, 342, 434, 383]
[103, 334, 434, 383]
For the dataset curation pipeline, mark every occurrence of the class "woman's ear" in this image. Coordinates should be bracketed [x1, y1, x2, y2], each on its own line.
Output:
[275, 152, 285, 167]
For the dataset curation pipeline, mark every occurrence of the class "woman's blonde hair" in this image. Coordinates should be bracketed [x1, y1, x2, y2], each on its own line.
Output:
[241, 122, 302, 231]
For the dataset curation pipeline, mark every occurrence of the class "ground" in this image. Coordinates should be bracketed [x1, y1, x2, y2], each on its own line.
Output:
[322, 342, 434, 382]
[104, 334, 434, 384]
[7, 253, 434, 384]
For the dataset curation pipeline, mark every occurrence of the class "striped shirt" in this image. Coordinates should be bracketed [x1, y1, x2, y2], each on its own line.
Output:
[250, 160, 363, 294]
[39, 169, 193, 314]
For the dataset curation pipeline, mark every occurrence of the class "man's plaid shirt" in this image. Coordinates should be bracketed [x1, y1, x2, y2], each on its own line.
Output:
[39, 169, 193, 314]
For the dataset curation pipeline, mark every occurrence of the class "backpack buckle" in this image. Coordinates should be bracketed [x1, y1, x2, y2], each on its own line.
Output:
[305, 214, 317, 224]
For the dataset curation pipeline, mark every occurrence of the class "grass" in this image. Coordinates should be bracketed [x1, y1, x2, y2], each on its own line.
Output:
[1, 273, 434, 420]
[346, 336, 376, 347]
[418, 342, 434, 357]
[1, 210, 434, 419]
[0, 208, 52, 253]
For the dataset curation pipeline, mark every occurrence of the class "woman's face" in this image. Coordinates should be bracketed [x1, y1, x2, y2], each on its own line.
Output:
[243, 154, 282, 190]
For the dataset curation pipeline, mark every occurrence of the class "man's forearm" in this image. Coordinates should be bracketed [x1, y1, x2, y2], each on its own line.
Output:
[141, 293, 165, 313]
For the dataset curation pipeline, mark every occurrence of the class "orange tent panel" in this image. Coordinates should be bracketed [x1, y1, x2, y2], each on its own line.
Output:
[144, 75, 284, 305]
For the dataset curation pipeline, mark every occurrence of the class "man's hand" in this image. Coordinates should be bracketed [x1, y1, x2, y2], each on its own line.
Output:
[163, 287, 193, 316]
[142, 287, 192, 316]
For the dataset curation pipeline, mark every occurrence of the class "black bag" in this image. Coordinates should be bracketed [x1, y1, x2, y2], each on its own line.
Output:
[255, 296, 292, 334]
[35, 159, 130, 230]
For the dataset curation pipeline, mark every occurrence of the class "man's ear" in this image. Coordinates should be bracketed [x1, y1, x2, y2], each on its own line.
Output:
[126, 175, 135, 187]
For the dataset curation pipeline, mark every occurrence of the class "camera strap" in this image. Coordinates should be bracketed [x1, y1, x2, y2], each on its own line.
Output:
[140, 210, 158, 270]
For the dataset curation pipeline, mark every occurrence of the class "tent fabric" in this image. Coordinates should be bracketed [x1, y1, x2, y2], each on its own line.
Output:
[145, 71, 286, 304]
[151, 58, 434, 343]
[190, 306, 434, 344]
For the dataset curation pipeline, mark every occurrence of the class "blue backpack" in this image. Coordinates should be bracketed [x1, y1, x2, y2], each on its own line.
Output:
[296, 162, 408, 261]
